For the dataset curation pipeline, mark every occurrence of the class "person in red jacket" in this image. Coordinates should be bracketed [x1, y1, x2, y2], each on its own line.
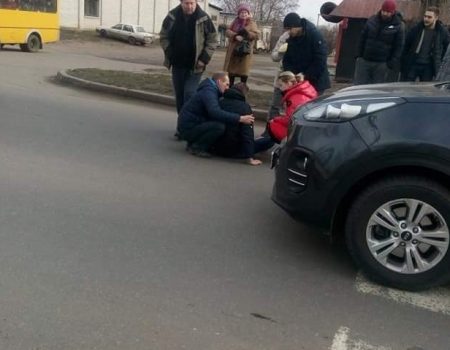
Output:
[266, 71, 317, 142]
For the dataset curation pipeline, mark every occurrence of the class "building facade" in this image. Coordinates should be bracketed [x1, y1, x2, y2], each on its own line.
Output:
[60, 0, 210, 33]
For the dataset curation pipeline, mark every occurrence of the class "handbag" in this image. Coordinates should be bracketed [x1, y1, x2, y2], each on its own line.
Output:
[234, 40, 251, 57]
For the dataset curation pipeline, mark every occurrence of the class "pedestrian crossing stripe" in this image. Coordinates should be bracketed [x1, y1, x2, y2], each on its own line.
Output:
[355, 273, 450, 316]
[330, 326, 390, 350]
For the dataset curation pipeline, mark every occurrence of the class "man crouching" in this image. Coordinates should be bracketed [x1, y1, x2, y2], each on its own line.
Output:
[178, 72, 254, 158]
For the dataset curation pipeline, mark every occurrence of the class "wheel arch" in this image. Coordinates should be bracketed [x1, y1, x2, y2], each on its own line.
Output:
[25, 30, 43, 49]
[331, 165, 450, 240]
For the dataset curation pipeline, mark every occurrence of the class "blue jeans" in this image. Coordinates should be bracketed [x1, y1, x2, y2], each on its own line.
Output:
[172, 67, 202, 130]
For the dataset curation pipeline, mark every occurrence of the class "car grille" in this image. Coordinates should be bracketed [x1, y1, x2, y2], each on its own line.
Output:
[286, 151, 309, 192]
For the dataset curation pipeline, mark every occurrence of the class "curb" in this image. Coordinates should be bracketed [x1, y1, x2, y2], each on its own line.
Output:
[56, 70, 269, 122]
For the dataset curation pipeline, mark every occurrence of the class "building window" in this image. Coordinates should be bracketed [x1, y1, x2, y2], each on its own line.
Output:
[84, 0, 99, 17]
[211, 15, 217, 21]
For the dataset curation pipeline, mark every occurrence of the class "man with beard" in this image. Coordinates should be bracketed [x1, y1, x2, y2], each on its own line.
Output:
[401, 7, 450, 81]
[354, 0, 405, 84]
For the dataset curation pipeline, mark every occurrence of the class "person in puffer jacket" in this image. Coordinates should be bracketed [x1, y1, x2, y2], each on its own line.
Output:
[354, 0, 405, 85]
[264, 71, 317, 143]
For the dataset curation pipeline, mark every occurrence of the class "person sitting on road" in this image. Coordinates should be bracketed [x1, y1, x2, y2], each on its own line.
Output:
[178, 72, 254, 158]
[214, 83, 271, 165]
[256, 71, 317, 145]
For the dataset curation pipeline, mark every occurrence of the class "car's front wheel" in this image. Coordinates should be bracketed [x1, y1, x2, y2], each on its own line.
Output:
[128, 37, 136, 45]
[346, 176, 450, 291]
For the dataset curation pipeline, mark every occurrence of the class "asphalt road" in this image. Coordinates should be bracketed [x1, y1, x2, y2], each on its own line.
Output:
[0, 41, 449, 350]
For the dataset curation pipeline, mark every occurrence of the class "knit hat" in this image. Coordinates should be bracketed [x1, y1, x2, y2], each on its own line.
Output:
[283, 12, 302, 28]
[237, 4, 251, 15]
[381, 0, 396, 13]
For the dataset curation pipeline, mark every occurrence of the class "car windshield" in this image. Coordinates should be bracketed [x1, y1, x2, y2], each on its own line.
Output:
[135, 26, 146, 33]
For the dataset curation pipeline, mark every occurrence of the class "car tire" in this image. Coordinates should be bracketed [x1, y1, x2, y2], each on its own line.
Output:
[20, 33, 41, 52]
[345, 176, 450, 291]
[128, 37, 136, 45]
[100, 29, 107, 37]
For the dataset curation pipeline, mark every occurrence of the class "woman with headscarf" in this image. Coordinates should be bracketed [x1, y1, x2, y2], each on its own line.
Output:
[223, 4, 259, 86]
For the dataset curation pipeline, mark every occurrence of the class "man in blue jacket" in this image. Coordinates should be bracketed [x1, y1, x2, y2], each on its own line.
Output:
[178, 72, 254, 158]
[281, 12, 331, 95]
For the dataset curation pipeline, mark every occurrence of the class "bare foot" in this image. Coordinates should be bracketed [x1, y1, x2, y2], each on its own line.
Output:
[246, 158, 262, 166]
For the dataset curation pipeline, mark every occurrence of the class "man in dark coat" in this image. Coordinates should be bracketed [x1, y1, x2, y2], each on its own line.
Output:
[178, 72, 254, 158]
[354, 0, 405, 85]
[281, 12, 331, 95]
[160, 0, 217, 138]
[401, 7, 450, 81]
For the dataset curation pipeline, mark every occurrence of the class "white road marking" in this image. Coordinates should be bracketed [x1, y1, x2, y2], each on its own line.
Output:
[330, 326, 391, 350]
[330, 326, 349, 350]
[355, 273, 450, 316]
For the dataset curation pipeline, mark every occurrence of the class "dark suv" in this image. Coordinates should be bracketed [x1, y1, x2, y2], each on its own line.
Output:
[271, 82, 450, 291]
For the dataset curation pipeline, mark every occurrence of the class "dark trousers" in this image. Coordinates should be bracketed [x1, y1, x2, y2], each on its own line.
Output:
[268, 87, 283, 120]
[235, 125, 272, 158]
[172, 67, 202, 129]
[354, 58, 388, 85]
[229, 74, 248, 86]
[404, 63, 434, 82]
[181, 122, 226, 152]
[254, 136, 275, 154]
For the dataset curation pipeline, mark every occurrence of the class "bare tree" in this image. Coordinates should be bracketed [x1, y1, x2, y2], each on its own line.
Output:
[214, 0, 298, 23]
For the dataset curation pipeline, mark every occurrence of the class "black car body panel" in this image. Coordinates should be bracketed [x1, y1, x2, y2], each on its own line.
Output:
[272, 82, 450, 233]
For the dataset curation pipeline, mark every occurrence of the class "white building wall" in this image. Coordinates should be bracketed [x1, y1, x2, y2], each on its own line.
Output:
[60, 0, 210, 34]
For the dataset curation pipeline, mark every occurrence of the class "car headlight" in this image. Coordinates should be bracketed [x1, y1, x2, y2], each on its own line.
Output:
[303, 97, 405, 121]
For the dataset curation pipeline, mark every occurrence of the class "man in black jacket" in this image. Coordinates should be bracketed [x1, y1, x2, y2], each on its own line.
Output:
[401, 7, 450, 81]
[354, 0, 405, 85]
[281, 12, 330, 95]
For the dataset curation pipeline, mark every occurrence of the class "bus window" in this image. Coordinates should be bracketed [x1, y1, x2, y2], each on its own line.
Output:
[0, 0, 18, 9]
[18, 0, 56, 13]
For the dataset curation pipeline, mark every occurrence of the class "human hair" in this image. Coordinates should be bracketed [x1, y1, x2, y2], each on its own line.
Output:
[212, 71, 229, 81]
[426, 6, 439, 17]
[278, 71, 296, 84]
[231, 82, 249, 96]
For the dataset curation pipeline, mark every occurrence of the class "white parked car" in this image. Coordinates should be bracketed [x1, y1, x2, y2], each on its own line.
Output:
[96, 24, 154, 45]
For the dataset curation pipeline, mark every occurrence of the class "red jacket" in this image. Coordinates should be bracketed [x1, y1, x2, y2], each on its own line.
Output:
[268, 81, 317, 142]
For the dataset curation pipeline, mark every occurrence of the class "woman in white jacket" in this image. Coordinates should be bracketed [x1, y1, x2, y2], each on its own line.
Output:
[268, 31, 290, 120]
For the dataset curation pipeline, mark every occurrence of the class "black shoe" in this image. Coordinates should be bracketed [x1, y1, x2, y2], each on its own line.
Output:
[174, 131, 183, 141]
[194, 150, 212, 158]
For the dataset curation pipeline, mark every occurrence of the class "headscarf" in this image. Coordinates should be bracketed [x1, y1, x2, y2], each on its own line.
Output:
[230, 4, 251, 33]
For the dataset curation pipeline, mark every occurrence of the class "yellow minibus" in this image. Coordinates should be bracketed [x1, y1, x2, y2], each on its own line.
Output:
[0, 0, 59, 52]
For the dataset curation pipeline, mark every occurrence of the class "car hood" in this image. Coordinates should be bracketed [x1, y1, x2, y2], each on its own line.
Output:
[323, 82, 450, 102]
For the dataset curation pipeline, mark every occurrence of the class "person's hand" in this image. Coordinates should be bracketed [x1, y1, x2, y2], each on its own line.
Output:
[240, 114, 255, 125]
[296, 73, 305, 82]
[235, 35, 244, 42]
[278, 43, 288, 53]
[196, 60, 206, 70]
